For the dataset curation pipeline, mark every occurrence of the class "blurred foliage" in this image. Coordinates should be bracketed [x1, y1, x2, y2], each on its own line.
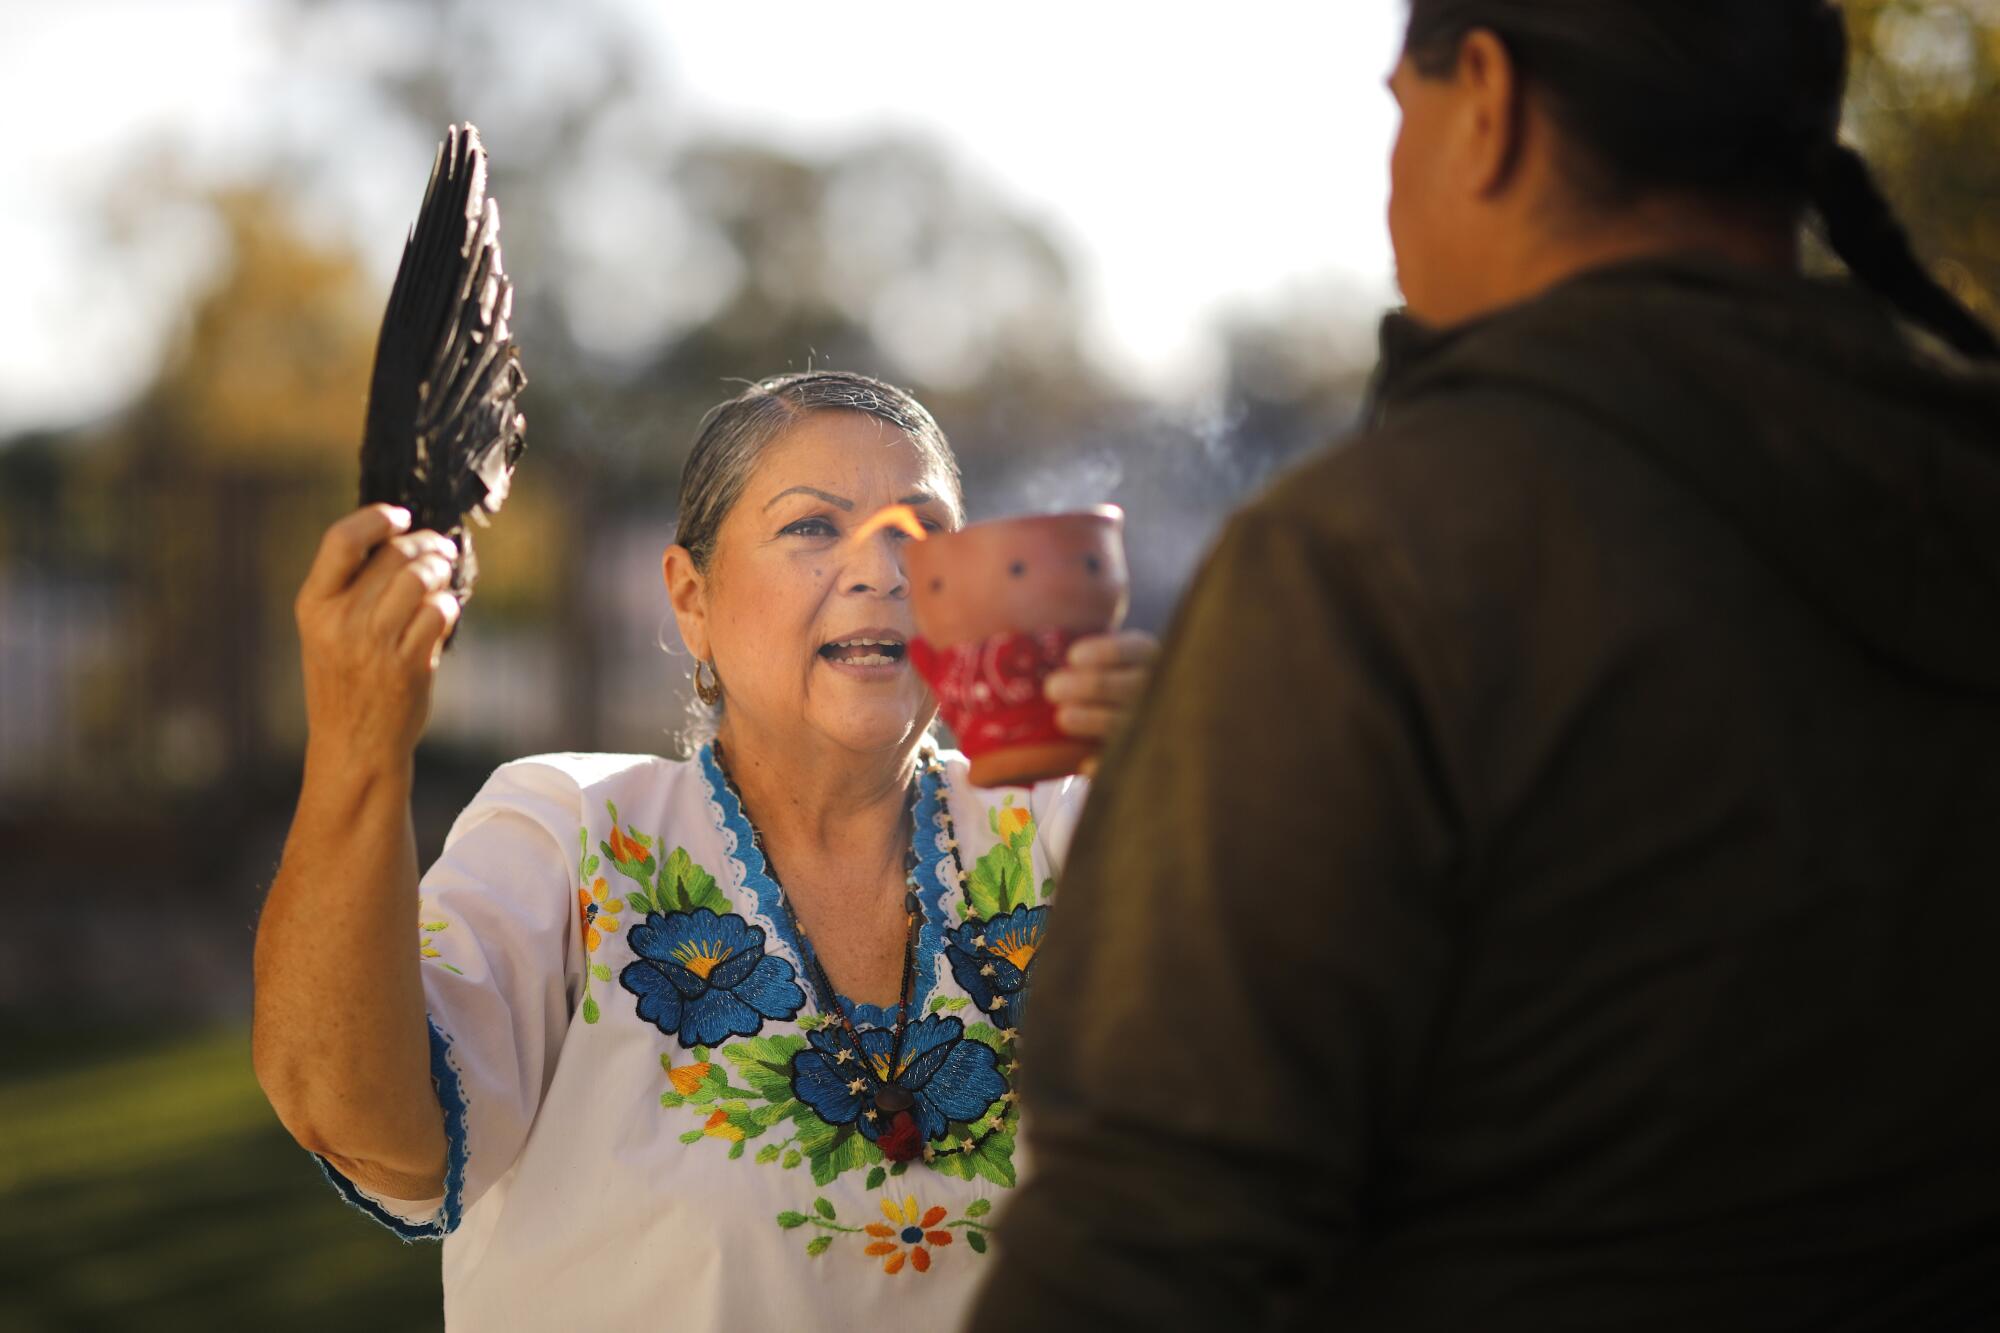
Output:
[0, 1029, 439, 1331]
[1843, 0, 2000, 320]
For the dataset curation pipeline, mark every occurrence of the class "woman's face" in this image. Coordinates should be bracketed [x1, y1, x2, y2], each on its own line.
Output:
[679, 410, 956, 757]
[1386, 53, 1460, 323]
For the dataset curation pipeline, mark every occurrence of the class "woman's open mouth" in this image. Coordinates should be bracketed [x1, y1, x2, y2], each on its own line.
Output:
[818, 635, 908, 670]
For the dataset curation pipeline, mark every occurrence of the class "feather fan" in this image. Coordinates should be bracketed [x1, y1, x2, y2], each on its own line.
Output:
[359, 122, 527, 634]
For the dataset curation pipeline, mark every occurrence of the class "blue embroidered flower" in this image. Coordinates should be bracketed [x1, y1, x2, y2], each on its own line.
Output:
[790, 1014, 1007, 1143]
[620, 907, 805, 1048]
[945, 905, 1047, 1032]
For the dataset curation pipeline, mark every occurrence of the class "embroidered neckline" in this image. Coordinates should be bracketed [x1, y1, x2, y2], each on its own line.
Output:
[698, 742, 954, 1025]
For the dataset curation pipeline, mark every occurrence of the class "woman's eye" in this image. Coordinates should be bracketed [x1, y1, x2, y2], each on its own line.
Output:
[782, 517, 838, 539]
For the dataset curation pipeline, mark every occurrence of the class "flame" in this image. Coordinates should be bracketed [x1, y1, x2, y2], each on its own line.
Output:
[850, 504, 928, 545]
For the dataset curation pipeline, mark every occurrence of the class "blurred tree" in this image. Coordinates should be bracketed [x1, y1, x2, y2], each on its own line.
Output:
[1842, 0, 2000, 321]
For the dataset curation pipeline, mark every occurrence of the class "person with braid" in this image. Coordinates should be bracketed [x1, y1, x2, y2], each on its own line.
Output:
[973, 3, 2000, 1330]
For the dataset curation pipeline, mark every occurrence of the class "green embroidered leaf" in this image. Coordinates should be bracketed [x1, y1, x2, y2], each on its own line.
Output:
[967, 1129, 1017, 1189]
[1039, 876, 1056, 903]
[796, 1013, 831, 1030]
[864, 1166, 886, 1191]
[964, 1197, 992, 1218]
[751, 1099, 805, 1130]
[888, 1160, 908, 1177]
[756, 1143, 782, 1164]
[633, 829, 658, 850]
[606, 799, 621, 824]
[955, 900, 969, 921]
[658, 846, 729, 916]
[776, 1210, 809, 1230]
[963, 844, 1016, 920]
[727, 1139, 746, 1160]
[581, 996, 601, 1025]
[967, 1230, 989, 1254]
[808, 1126, 874, 1187]
[678, 1129, 706, 1145]
[692, 1045, 711, 1062]
[805, 1235, 832, 1257]
[624, 889, 656, 916]
[781, 1149, 803, 1170]
[720, 1035, 807, 1083]
[660, 1091, 685, 1108]
[579, 826, 588, 855]
[928, 996, 971, 1014]
[813, 1197, 836, 1220]
[589, 963, 612, 982]
[792, 1111, 845, 1159]
[928, 1151, 976, 1181]
[964, 1022, 1006, 1053]
[581, 854, 600, 880]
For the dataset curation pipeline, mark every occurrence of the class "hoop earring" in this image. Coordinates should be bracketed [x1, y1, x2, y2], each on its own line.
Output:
[693, 659, 723, 708]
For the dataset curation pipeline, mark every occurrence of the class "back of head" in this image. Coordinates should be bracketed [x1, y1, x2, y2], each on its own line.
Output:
[1401, 0, 1998, 360]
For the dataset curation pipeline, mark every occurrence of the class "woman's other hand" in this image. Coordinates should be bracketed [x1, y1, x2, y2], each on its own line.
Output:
[295, 504, 461, 762]
[1044, 630, 1159, 772]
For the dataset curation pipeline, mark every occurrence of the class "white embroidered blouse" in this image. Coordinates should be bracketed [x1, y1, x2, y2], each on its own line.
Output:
[318, 743, 1085, 1331]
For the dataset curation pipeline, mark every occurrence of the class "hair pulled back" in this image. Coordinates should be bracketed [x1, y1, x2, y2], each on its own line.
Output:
[674, 369, 965, 573]
[1403, 0, 1999, 360]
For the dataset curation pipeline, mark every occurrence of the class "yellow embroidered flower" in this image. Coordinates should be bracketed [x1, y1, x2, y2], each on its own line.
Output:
[993, 800, 1031, 841]
[863, 1195, 952, 1273]
[577, 877, 623, 952]
[416, 899, 463, 973]
[667, 1060, 712, 1097]
[702, 1109, 744, 1142]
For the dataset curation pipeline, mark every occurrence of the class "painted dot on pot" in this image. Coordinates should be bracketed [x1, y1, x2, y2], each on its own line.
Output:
[1009, 561, 1026, 577]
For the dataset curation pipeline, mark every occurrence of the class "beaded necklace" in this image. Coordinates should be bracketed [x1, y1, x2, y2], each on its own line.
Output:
[714, 745, 1010, 1166]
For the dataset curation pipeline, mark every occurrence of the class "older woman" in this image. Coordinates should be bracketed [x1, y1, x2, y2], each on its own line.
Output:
[253, 371, 1155, 1328]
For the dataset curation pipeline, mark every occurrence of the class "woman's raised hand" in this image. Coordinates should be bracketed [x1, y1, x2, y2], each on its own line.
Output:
[295, 504, 461, 761]
[1044, 629, 1160, 769]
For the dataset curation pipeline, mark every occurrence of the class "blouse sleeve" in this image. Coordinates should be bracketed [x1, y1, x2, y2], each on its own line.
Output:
[317, 757, 582, 1239]
[1027, 774, 1090, 878]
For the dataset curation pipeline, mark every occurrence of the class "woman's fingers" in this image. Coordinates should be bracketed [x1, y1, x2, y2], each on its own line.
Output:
[368, 548, 457, 647]
[1048, 629, 1159, 744]
[1054, 702, 1123, 741]
[1044, 664, 1149, 708]
[397, 589, 462, 668]
[346, 532, 457, 638]
[1064, 629, 1158, 670]
[300, 505, 411, 606]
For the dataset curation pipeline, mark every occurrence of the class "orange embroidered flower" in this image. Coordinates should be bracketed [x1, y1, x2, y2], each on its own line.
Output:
[702, 1109, 744, 1142]
[667, 1060, 712, 1097]
[862, 1196, 953, 1273]
[607, 824, 652, 866]
[577, 877, 622, 952]
[992, 801, 1031, 841]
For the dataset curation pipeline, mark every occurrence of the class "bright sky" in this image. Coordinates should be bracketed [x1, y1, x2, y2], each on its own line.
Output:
[0, 0, 1407, 435]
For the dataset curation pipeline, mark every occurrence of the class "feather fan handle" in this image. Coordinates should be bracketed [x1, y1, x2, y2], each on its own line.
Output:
[359, 122, 528, 634]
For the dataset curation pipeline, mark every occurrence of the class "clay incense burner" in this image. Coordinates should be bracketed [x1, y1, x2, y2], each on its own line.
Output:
[902, 506, 1129, 787]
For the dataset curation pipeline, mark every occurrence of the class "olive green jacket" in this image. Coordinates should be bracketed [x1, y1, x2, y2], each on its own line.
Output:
[973, 259, 2000, 1331]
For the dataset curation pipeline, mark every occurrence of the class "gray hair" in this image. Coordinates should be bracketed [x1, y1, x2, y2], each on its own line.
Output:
[672, 370, 964, 748]
[675, 370, 965, 573]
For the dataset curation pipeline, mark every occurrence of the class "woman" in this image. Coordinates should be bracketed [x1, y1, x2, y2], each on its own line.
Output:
[977, 1, 2000, 1329]
[253, 371, 1156, 1328]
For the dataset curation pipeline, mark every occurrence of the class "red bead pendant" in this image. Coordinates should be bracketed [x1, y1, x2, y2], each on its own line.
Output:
[878, 1109, 923, 1162]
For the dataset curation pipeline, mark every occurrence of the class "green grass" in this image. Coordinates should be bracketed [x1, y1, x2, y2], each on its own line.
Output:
[0, 1029, 441, 1332]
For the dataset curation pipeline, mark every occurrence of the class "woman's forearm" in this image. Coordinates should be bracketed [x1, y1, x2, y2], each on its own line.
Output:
[253, 740, 447, 1199]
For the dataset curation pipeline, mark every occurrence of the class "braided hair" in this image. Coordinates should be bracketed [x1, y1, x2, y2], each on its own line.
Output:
[1402, 0, 1999, 360]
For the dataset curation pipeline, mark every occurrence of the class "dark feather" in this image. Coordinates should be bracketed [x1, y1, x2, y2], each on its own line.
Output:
[359, 123, 527, 636]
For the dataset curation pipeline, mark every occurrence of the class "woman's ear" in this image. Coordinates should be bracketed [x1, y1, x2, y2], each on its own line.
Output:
[663, 545, 709, 661]
[1453, 27, 1526, 199]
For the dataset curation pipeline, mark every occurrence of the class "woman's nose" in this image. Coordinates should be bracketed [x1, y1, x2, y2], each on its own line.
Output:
[845, 532, 910, 597]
